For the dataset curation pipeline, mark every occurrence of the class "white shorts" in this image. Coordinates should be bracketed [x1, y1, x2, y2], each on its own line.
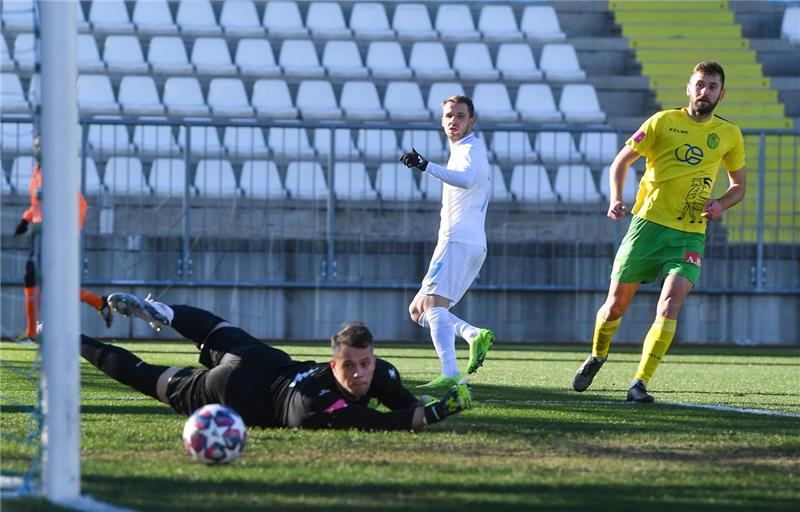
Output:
[418, 241, 486, 306]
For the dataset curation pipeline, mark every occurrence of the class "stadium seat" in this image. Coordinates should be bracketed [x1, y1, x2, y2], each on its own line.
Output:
[148, 36, 194, 75]
[148, 158, 186, 196]
[579, 132, 619, 166]
[357, 129, 401, 162]
[235, 39, 281, 77]
[599, 165, 638, 203]
[279, 39, 325, 78]
[163, 77, 210, 117]
[401, 129, 447, 163]
[103, 35, 149, 74]
[384, 82, 429, 121]
[509, 164, 557, 202]
[349, 3, 394, 40]
[409, 42, 455, 80]
[132, 0, 177, 35]
[75, 3, 89, 32]
[119, 75, 165, 116]
[13, 33, 34, 72]
[1, 0, 34, 32]
[427, 82, 466, 117]
[77, 34, 105, 73]
[132, 119, 182, 157]
[285, 161, 328, 199]
[340, 81, 386, 121]
[223, 126, 270, 160]
[472, 83, 518, 122]
[192, 37, 237, 76]
[489, 164, 512, 202]
[560, 84, 606, 124]
[478, 5, 523, 42]
[333, 162, 377, 200]
[296, 80, 343, 120]
[392, 3, 438, 41]
[88, 117, 134, 159]
[9, 155, 35, 193]
[435, 4, 481, 42]
[418, 171, 442, 201]
[103, 157, 150, 195]
[78, 75, 120, 115]
[26, 72, 39, 105]
[496, 43, 543, 81]
[0, 37, 13, 72]
[207, 78, 254, 118]
[1, 172, 12, 195]
[781, 7, 800, 44]
[177, 123, 225, 158]
[263, 1, 307, 38]
[239, 160, 286, 199]
[515, 84, 562, 123]
[82, 157, 103, 195]
[323, 40, 369, 78]
[375, 162, 422, 201]
[268, 127, 316, 161]
[490, 131, 537, 166]
[252, 79, 298, 119]
[306, 2, 351, 39]
[366, 41, 412, 79]
[314, 128, 361, 161]
[219, 0, 264, 37]
[0, 73, 29, 113]
[535, 131, 582, 165]
[521, 5, 566, 42]
[1, 122, 34, 159]
[554, 164, 601, 203]
[453, 43, 499, 81]
[539, 44, 586, 81]
[175, 0, 221, 36]
[88, 0, 134, 34]
[194, 158, 239, 197]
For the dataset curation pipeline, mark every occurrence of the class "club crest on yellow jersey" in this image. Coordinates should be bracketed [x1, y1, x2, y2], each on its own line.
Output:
[707, 133, 719, 149]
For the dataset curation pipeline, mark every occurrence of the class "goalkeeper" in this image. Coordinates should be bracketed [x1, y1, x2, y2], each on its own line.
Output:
[79, 292, 473, 431]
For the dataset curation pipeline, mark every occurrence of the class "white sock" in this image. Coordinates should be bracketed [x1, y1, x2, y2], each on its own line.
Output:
[417, 310, 429, 329]
[449, 311, 479, 343]
[426, 307, 459, 377]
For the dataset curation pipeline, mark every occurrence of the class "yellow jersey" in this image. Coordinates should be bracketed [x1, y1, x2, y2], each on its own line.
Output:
[625, 108, 746, 234]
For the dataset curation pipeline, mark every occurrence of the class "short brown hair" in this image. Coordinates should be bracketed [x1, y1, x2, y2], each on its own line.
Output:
[331, 321, 373, 352]
[442, 95, 475, 118]
[692, 61, 725, 89]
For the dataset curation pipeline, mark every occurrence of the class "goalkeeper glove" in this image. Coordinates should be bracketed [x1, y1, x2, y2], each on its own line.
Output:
[423, 379, 473, 425]
[400, 147, 428, 171]
[14, 219, 29, 236]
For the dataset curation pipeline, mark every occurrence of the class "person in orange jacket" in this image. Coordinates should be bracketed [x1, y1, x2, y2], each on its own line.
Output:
[13, 133, 112, 342]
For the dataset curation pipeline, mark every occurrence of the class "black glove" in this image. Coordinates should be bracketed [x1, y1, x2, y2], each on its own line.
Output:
[400, 147, 428, 171]
[14, 219, 29, 236]
[423, 380, 473, 425]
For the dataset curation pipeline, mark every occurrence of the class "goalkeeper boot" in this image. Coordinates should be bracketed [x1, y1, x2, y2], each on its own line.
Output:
[108, 292, 171, 332]
[572, 355, 606, 392]
[626, 380, 654, 403]
[467, 328, 494, 374]
[416, 374, 460, 390]
[97, 296, 114, 328]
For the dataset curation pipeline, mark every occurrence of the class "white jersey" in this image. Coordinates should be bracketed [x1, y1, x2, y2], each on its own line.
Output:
[424, 133, 490, 249]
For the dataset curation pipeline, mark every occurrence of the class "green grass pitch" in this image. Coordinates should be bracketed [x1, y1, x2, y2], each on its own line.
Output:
[2, 340, 799, 511]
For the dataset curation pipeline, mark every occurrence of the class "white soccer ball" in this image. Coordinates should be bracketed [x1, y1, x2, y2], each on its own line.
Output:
[182, 404, 247, 464]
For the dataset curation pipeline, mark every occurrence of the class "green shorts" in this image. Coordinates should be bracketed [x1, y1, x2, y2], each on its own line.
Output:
[612, 216, 706, 285]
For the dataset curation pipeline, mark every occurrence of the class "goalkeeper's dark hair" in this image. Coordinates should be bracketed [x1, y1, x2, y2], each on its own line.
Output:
[331, 321, 373, 353]
[692, 61, 725, 89]
[442, 95, 475, 118]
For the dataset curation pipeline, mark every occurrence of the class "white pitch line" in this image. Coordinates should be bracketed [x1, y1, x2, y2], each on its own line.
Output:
[484, 398, 800, 418]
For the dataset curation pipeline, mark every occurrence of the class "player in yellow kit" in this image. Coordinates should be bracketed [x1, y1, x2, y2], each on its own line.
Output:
[572, 61, 746, 402]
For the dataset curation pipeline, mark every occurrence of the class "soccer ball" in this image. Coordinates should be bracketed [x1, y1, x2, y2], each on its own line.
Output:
[182, 404, 247, 464]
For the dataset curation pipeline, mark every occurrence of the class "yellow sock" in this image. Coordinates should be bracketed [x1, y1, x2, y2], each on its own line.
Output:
[634, 317, 677, 384]
[592, 312, 621, 358]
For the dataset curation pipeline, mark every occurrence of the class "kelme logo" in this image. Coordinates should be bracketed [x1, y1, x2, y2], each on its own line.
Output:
[707, 133, 719, 149]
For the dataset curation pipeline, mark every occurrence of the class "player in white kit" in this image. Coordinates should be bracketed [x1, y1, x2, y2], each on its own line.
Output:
[400, 95, 495, 389]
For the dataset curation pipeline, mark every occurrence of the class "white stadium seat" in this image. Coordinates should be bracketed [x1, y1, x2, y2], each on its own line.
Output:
[427, 82, 466, 118]
[392, 3, 438, 41]
[435, 4, 481, 42]
[560, 84, 606, 124]
[82, 158, 103, 196]
[148, 158, 186, 196]
[207, 78, 254, 118]
[357, 129, 401, 162]
[781, 6, 800, 44]
[453, 43, 499, 81]
[178, 123, 225, 158]
[401, 130, 447, 164]
[175, 0, 221, 36]
[472, 83, 518, 123]
[490, 131, 537, 166]
[78, 35, 105, 73]
[103, 35, 149, 74]
[239, 160, 286, 199]
[252, 79, 298, 119]
[279, 39, 325, 78]
[579, 132, 619, 166]
[1, 122, 34, 159]
[224, 126, 270, 160]
[0, 73, 29, 113]
[340, 81, 386, 121]
[554, 164, 601, 203]
[119, 76, 165, 116]
[314, 128, 361, 161]
[191, 37, 237, 76]
[515, 84, 562, 123]
[323, 40, 369, 78]
[75, 2, 89, 32]
[132, 119, 182, 157]
[268, 127, 316, 161]
[2, 0, 34, 32]
[540, 44, 586, 81]
[163, 77, 210, 117]
[132, 0, 178, 35]
[78, 75, 120, 115]
[263, 1, 308, 38]
[599, 165, 638, 203]
[235, 39, 281, 77]
[88, 117, 134, 159]
[1, 37, 13, 72]
[285, 161, 328, 200]
[366, 41, 412, 79]
[535, 132, 582, 165]
[419, 171, 442, 201]
[88, 0, 134, 34]
[10, 156, 35, 192]
[521, 5, 566, 42]
[104, 157, 150, 195]
[13, 33, 34, 72]
[219, 0, 264, 37]
[306, 2, 351, 39]
[350, 3, 395, 40]
[496, 43, 543, 81]
[148, 36, 194, 75]
[296, 80, 343, 120]
[333, 162, 378, 200]
[384, 82, 429, 121]
[478, 5, 523, 42]
[375, 162, 422, 201]
[409, 42, 455, 81]
[490, 164, 512, 202]
[509, 164, 557, 202]
[194, 158, 239, 197]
